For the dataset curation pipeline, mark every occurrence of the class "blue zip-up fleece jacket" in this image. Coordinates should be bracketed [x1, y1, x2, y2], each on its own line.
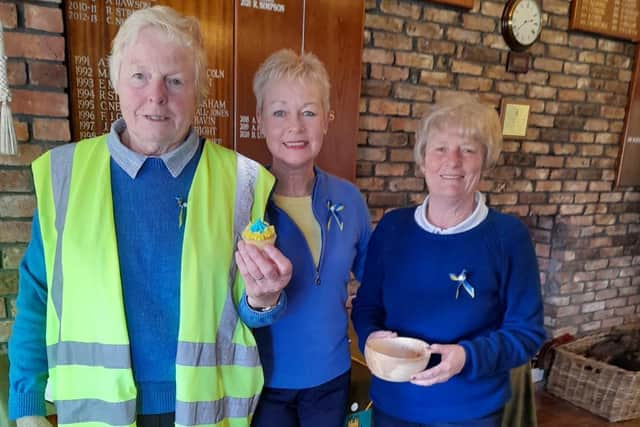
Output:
[254, 167, 372, 388]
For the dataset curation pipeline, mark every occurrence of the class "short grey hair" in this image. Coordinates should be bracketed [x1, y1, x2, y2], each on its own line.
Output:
[109, 5, 209, 104]
[414, 93, 503, 171]
[253, 49, 330, 114]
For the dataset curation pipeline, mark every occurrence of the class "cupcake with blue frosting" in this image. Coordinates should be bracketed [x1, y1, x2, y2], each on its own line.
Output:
[241, 218, 277, 248]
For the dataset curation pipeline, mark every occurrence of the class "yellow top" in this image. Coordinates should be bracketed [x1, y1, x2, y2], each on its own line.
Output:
[272, 194, 321, 266]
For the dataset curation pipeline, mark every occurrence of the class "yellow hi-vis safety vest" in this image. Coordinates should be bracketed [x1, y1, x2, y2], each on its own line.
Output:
[32, 135, 275, 427]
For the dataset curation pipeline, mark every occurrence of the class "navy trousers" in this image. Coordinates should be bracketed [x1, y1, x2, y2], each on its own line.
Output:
[137, 413, 174, 427]
[251, 370, 351, 427]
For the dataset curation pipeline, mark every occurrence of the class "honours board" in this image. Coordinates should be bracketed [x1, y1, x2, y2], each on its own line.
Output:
[64, 0, 364, 181]
[570, 0, 639, 41]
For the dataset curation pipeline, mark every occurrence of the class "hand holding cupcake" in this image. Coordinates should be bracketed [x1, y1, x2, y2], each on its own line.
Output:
[235, 218, 291, 309]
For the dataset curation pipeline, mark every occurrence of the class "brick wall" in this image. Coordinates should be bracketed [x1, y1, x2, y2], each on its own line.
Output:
[0, 1, 69, 351]
[359, 0, 640, 337]
[0, 0, 639, 351]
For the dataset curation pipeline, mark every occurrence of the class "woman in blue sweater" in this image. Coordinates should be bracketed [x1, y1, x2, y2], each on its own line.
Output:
[351, 94, 545, 427]
[235, 50, 371, 427]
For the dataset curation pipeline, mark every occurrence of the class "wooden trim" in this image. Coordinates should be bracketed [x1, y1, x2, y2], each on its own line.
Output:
[427, 0, 474, 10]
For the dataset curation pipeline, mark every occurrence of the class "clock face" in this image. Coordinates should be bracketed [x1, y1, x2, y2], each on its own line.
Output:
[511, 0, 542, 45]
[502, 0, 542, 51]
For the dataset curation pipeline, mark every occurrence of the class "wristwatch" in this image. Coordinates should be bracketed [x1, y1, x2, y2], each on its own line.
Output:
[246, 295, 277, 312]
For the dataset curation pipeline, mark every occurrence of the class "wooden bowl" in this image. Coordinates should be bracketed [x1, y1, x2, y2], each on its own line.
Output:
[364, 337, 430, 382]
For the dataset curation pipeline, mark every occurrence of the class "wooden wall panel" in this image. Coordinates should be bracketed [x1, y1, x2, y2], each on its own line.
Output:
[65, 0, 364, 181]
[184, 1, 234, 148]
[616, 45, 640, 186]
[304, 0, 365, 182]
[234, 0, 303, 164]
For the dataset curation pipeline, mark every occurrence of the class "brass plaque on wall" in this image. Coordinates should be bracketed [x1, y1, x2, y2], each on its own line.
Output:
[570, 0, 640, 41]
[616, 45, 640, 187]
[64, 0, 364, 181]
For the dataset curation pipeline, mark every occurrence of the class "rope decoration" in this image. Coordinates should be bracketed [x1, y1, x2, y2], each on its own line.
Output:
[0, 22, 17, 155]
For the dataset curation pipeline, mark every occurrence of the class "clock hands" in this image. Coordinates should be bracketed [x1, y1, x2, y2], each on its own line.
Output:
[516, 18, 540, 33]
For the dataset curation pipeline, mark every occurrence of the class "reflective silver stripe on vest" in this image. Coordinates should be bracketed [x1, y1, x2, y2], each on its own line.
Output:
[47, 341, 131, 369]
[227, 154, 257, 305]
[218, 154, 257, 345]
[174, 341, 259, 367]
[56, 398, 136, 426]
[175, 395, 259, 426]
[50, 143, 77, 339]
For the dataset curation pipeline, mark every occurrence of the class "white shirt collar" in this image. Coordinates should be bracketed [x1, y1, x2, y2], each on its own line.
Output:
[414, 192, 488, 235]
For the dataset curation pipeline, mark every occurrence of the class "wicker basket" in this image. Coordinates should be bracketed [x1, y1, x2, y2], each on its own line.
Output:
[546, 327, 640, 422]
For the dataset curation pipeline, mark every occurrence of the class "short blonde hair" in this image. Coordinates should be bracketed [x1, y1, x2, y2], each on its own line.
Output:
[253, 49, 330, 114]
[109, 5, 209, 104]
[414, 93, 503, 171]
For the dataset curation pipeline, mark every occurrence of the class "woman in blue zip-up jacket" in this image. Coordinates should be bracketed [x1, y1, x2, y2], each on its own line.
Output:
[235, 49, 371, 427]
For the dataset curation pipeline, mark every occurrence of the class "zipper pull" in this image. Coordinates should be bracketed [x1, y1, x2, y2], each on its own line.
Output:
[315, 270, 320, 286]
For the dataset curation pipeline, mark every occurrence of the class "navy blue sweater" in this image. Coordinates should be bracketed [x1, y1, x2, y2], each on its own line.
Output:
[351, 207, 546, 424]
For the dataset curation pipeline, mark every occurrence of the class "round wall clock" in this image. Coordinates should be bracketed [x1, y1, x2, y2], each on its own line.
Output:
[501, 0, 542, 52]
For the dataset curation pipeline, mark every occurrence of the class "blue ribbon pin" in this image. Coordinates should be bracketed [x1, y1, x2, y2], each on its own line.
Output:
[327, 200, 344, 231]
[176, 196, 187, 228]
[449, 269, 475, 299]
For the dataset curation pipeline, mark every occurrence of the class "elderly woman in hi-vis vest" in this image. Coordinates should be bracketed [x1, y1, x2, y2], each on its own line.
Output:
[8, 6, 291, 427]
